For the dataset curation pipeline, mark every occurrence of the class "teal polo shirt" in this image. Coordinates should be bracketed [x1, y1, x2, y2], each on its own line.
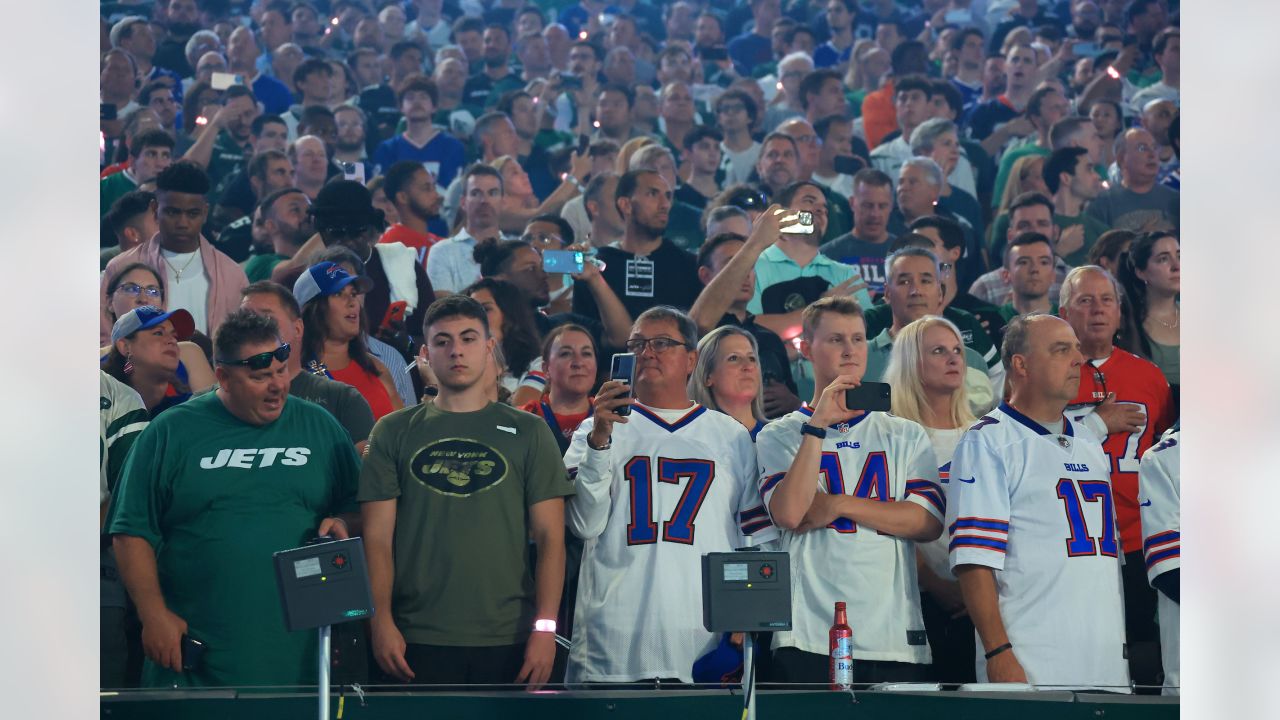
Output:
[747, 245, 874, 315]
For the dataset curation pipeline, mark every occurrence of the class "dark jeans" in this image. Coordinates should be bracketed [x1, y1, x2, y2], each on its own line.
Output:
[768, 647, 933, 685]
[920, 591, 977, 685]
[373, 642, 527, 686]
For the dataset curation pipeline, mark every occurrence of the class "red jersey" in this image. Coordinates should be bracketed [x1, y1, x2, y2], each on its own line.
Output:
[380, 224, 443, 271]
[1068, 348, 1175, 553]
[520, 398, 593, 455]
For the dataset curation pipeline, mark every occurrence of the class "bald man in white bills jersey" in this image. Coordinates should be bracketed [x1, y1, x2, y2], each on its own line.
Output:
[947, 314, 1130, 691]
[564, 307, 776, 685]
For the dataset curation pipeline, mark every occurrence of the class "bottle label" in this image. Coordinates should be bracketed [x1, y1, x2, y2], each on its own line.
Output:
[831, 637, 853, 686]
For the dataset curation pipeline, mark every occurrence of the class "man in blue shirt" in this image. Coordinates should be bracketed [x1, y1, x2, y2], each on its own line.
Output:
[728, 0, 781, 76]
[373, 76, 467, 188]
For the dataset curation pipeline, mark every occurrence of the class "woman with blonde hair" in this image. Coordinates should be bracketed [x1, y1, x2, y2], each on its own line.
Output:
[490, 152, 591, 234]
[615, 136, 657, 175]
[986, 154, 1050, 262]
[688, 326, 768, 439]
[883, 314, 976, 683]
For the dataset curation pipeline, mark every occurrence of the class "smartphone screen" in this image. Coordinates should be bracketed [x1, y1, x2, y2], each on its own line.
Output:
[560, 73, 583, 90]
[1073, 42, 1100, 58]
[610, 352, 636, 416]
[380, 300, 407, 329]
[211, 72, 241, 91]
[342, 161, 366, 184]
[543, 249, 585, 274]
[845, 382, 892, 413]
[701, 46, 729, 61]
[833, 155, 864, 175]
[780, 211, 815, 235]
[577, 133, 590, 154]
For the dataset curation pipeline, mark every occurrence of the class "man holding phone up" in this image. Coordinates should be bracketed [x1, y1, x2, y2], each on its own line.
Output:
[756, 296, 944, 683]
[563, 307, 776, 684]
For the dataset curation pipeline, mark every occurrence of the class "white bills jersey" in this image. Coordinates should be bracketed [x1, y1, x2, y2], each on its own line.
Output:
[947, 403, 1130, 691]
[756, 406, 943, 663]
[564, 403, 775, 684]
[1139, 428, 1180, 695]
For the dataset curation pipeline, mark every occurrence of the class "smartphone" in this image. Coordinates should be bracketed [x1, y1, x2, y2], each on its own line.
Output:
[845, 381, 892, 413]
[834, 155, 864, 175]
[342, 161, 366, 183]
[181, 635, 206, 672]
[100, 102, 118, 121]
[609, 352, 636, 417]
[780, 211, 815, 235]
[1072, 41, 1100, 58]
[944, 9, 973, 24]
[210, 72, 243, 91]
[577, 133, 590, 154]
[543, 249, 585, 274]
[560, 73, 583, 90]
[701, 46, 729, 62]
[380, 300, 408, 330]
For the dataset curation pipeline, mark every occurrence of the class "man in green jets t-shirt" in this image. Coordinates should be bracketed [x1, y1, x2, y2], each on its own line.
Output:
[360, 295, 574, 689]
[107, 310, 362, 688]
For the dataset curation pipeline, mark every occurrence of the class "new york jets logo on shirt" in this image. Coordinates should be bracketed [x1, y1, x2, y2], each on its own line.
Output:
[200, 448, 311, 469]
[410, 438, 509, 497]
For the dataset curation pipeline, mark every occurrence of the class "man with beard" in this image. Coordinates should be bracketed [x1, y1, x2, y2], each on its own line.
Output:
[381, 161, 446, 270]
[153, 0, 203, 77]
[753, 133, 803, 203]
[244, 188, 313, 282]
[373, 76, 467, 189]
[461, 24, 525, 116]
[332, 106, 371, 167]
[573, 169, 701, 324]
[182, 85, 261, 199]
[213, 150, 296, 261]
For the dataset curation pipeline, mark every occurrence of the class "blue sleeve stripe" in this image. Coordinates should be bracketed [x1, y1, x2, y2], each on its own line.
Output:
[741, 519, 774, 535]
[950, 536, 1008, 552]
[739, 505, 768, 522]
[1143, 530, 1179, 553]
[949, 517, 1010, 534]
[1145, 546, 1180, 569]
[907, 488, 946, 514]
[760, 473, 786, 493]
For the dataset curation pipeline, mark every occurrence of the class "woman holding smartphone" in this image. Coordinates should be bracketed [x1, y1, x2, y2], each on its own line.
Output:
[883, 315, 976, 683]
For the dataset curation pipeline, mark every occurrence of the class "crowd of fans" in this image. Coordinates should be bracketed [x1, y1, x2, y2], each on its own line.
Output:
[98, 0, 1180, 697]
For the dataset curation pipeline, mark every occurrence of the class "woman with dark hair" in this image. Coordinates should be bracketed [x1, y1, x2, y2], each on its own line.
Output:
[1088, 99, 1124, 168]
[520, 324, 598, 455]
[1087, 229, 1137, 278]
[464, 277, 546, 407]
[103, 306, 214, 416]
[1117, 231, 1180, 398]
[295, 261, 403, 420]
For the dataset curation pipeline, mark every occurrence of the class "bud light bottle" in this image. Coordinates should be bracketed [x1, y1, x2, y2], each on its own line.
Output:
[829, 601, 853, 690]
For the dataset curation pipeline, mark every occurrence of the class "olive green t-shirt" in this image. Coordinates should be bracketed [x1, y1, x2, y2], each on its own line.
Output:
[106, 392, 361, 688]
[358, 401, 574, 646]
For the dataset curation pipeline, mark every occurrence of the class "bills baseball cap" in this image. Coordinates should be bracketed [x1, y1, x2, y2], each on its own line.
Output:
[111, 305, 196, 345]
[293, 261, 376, 307]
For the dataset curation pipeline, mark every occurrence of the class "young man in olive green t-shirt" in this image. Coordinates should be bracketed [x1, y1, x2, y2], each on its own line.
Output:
[360, 296, 574, 689]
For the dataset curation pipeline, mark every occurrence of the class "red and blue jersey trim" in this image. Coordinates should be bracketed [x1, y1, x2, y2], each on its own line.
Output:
[632, 404, 707, 433]
[760, 472, 786, 494]
[738, 505, 774, 535]
[905, 479, 946, 515]
[948, 516, 1009, 553]
[1143, 530, 1180, 569]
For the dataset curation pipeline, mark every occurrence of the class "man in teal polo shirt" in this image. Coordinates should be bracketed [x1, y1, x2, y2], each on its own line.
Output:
[863, 247, 1000, 416]
[748, 181, 872, 398]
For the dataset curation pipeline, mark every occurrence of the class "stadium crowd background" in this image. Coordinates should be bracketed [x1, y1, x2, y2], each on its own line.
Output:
[94, 0, 1184, 698]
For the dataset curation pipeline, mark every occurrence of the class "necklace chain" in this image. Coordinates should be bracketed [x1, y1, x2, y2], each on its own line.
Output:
[1149, 304, 1179, 329]
[162, 250, 199, 282]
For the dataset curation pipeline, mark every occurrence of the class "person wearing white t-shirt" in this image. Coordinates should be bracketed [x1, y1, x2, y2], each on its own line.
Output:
[427, 165, 511, 296]
[757, 296, 943, 683]
[883, 315, 978, 683]
[714, 89, 763, 187]
[947, 314, 1130, 690]
[564, 307, 776, 685]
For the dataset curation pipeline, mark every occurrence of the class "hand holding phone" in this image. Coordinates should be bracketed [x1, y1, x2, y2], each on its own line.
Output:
[780, 211, 814, 235]
[543, 249, 585, 274]
[608, 353, 636, 417]
[181, 635, 206, 672]
[845, 381, 892, 413]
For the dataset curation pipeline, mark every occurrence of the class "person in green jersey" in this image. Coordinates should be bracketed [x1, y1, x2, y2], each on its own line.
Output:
[361, 295, 574, 689]
[107, 309, 361, 688]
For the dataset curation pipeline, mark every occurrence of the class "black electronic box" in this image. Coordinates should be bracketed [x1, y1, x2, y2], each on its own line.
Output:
[273, 537, 374, 632]
[701, 549, 792, 633]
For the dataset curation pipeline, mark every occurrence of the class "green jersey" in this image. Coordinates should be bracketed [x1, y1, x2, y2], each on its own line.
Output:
[106, 392, 361, 688]
[358, 401, 574, 646]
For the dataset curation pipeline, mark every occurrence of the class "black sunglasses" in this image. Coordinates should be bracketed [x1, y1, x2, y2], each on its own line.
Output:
[217, 343, 291, 370]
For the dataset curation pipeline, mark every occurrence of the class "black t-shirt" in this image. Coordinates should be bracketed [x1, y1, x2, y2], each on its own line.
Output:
[212, 215, 254, 263]
[964, 98, 1019, 142]
[572, 240, 701, 323]
[717, 312, 797, 394]
[674, 183, 710, 211]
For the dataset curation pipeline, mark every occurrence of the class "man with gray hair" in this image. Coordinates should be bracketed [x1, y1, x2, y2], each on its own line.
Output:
[564, 305, 775, 684]
[864, 245, 1000, 414]
[764, 53, 815, 131]
[1058, 264, 1174, 688]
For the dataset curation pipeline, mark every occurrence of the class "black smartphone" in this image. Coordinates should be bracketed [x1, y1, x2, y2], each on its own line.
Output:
[101, 103, 118, 121]
[701, 46, 729, 62]
[577, 133, 590, 154]
[181, 635, 206, 672]
[845, 381, 892, 413]
[833, 155, 864, 175]
[609, 352, 636, 416]
[560, 73, 583, 90]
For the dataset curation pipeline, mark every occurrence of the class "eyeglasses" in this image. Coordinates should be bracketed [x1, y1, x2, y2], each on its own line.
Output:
[624, 337, 691, 354]
[716, 103, 746, 115]
[216, 343, 291, 370]
[1068, 360, 1108, 410]
[520, 231, 565, 247]
[115, 282, 164, 300]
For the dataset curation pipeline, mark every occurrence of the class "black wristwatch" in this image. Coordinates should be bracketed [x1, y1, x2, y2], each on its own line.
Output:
[800, 423, 828, 440]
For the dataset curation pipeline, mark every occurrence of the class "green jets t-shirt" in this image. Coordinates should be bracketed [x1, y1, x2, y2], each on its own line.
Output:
[358, 401, 574, 646]
[106, 392, 361, 688]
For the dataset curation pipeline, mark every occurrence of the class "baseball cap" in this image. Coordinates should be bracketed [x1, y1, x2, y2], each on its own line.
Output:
[309, 179, 384, 230]
[111, 305, 196, 345]
[293, 261, 376, 307]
